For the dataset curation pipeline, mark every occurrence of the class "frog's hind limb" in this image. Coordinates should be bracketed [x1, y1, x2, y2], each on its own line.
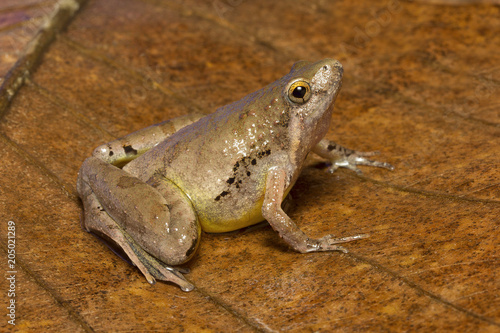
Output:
[92, 113, 205, 167]
[77, 157, 200, 291]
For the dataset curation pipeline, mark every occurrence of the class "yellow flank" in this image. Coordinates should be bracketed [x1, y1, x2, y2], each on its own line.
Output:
[194, 167, 294, 234]
[196, 179, 294, 234]
[198, 197, 266, 233]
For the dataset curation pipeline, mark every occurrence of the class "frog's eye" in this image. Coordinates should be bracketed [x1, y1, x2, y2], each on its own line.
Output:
[287, 80, 311, 104]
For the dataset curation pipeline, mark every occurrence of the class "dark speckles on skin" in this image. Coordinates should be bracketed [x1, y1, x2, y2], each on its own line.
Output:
[214, 148, 270, 202]
[327, 143, 352, 156]
[278, 110, 290, 127]
[257, 149, 271, 158]
[214, 191, 230, 201]
[109, 150, 114, 157]
[123, 145, 138, 155]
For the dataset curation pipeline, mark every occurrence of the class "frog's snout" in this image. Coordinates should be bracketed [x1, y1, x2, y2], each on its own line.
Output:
[335, 63, 343, 75]
[321, 58, 343, 71]
[328, 60, 343, 78]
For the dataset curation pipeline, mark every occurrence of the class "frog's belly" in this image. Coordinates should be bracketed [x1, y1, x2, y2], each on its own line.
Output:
[163, 164, 270, 232]
[196, 197, 266, 233]
[180, 179, 267, 233]
[185, 181, 293, 234]
[167, 167, 297, 233]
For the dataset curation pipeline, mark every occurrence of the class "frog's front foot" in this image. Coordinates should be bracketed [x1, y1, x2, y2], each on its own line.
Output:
[329, 150, 394, 175]
[305, 233, 370, 253]
[314, 140, 394, 175]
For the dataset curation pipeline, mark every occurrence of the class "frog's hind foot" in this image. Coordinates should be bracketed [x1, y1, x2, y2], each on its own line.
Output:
[123, 231, 195, 292]
[78, 180, 194, 292]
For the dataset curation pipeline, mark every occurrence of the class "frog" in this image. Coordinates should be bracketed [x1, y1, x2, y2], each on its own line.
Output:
[77, 59, 393, 292]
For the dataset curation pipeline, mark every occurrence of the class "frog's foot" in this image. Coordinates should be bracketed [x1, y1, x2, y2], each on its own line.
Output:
[314, 140, 394, 175]
[78, 181, 194, 292]
[305, 233, 370, 253]
[329, 150, 394, 175]
[121, 231, 195, 292]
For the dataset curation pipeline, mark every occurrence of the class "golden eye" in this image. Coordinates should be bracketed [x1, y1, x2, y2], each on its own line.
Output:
[287, 80, 311, 104]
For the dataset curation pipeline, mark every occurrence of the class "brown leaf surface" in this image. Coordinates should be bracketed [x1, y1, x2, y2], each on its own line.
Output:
[0, 0, 498, 331]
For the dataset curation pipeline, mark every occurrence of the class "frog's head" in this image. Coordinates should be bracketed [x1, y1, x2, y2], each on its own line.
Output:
[284, 59, 343, 153]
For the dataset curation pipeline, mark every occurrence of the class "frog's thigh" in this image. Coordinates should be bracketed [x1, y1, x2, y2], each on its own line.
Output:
[78, 157, 200, 266]
[78, 183, 157, 278]
[146, 174, 201, 264]
[93, 112, 205, 165]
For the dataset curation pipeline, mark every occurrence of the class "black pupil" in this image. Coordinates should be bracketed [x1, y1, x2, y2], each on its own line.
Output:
[292, 86, 307, 99]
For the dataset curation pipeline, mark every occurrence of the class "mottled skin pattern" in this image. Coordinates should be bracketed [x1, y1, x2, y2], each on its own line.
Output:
[77, 59, 393, 291]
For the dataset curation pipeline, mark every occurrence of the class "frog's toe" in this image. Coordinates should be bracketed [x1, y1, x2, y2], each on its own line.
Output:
[329, 160, 364, 175]
[352, 157, 394, 171]
[128, 234, 195, 291]
[330, 155, 394, 174]
[158, 266, 195, 292]
[323, 233, 370, 244]
[139, 256, 194, 292]
[353, 150, 380, 157]
[307, 233, 371, 253]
